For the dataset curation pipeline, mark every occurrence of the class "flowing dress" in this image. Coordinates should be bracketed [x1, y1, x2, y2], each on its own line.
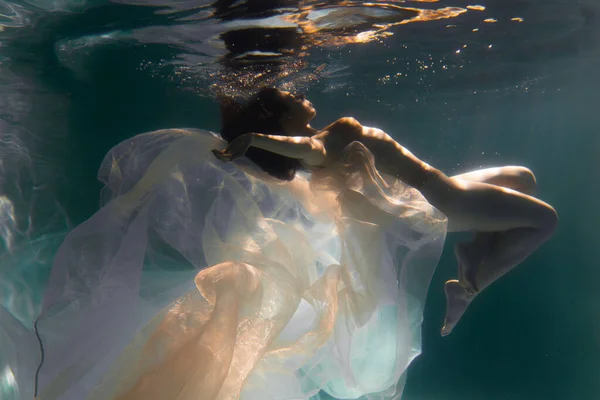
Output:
[28, 128, 447, 400]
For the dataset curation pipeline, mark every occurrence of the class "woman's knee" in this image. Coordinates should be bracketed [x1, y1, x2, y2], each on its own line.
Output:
[511, 166, 537, 194]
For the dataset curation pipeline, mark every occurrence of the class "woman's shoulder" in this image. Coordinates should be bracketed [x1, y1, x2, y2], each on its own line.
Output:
[321, 117, 364, 141]
[325, 117, 363, 131]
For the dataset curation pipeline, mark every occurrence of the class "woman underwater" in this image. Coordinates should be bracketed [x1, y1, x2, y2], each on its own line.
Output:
[31, 88, 557, 400]
[214, 87, 558, 336]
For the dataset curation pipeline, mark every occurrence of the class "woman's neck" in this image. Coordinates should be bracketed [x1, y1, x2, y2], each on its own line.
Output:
[281, 120, 320, 137]
[290, 124, 320, 137]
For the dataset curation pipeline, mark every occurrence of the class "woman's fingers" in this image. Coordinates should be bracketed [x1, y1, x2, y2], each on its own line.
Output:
[213, 134, 253, 162]
[212, 147, 243, 161]
[212, 149, 233, 161]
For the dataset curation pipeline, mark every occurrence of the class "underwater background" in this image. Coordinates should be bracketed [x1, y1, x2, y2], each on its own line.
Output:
[1, 0, 599, 399]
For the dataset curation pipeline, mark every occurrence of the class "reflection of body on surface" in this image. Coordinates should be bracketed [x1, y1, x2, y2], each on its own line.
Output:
[215, 87, 558, 335]
[212, 0, 306, 97]
[210, 0, 424, 97]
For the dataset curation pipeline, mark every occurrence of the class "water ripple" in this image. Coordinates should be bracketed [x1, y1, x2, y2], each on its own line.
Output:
[1, 0, 598, 99]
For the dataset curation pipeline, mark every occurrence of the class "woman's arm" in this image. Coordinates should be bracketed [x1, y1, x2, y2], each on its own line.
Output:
[213, 133, 327, 166]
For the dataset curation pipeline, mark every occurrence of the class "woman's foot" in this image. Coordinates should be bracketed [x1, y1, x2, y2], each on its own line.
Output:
[441, 279, 477, 336]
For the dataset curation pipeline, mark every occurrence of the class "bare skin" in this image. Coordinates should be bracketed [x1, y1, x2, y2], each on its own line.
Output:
[213, 90, 558, 336]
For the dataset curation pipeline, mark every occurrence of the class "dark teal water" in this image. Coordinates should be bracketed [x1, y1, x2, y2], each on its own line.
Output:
[1, 1, 599, 399]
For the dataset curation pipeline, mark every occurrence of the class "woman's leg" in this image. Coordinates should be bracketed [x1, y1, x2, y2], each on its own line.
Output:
[441, 222, 555, 336]
[360, 132, 557, 335]
[450, 166, 537, 290]
[451, 166, 537, 195]
[435, 167, 557, 336]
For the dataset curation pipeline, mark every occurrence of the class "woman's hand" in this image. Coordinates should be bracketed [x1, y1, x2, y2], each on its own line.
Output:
[212, 133, 253, 162]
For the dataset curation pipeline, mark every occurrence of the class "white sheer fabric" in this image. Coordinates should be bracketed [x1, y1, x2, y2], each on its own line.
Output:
[35, 129, 447, 400]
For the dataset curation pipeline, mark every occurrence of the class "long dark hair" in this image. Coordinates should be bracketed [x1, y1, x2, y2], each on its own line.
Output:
[220, 87, 302, 181]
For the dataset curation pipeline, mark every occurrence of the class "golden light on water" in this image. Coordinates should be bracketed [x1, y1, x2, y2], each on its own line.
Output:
[210, 0, 513, 97]
[466, 5, 486, 11]
[284, 3, 470, 47]
[398, 7, 468, 25]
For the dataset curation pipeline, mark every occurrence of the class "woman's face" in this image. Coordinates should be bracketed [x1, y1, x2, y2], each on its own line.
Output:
[277, 90, 316, 128]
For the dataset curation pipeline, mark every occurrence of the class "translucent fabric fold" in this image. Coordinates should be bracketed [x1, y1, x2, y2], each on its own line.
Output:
[1, 232, 66, 400]
[35, 128, 447, 400]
